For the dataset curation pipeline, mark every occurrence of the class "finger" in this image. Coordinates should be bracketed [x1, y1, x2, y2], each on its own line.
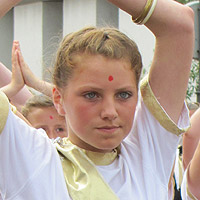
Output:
[12, 41, 19, 65]
[12, 49, 18, 66]
[12, 50, 19, 74]
[13, 50, 24, 82]
[11, 42, 16, 64]
[16, 50, 21, 68]
[13, 40, 19, 51]
[18, 49, 26, 68]
[16, 41, 20, 50]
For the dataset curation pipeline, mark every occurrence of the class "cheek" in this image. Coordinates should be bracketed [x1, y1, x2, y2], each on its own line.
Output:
[67, 104, 96, 129]
[123, 101, 137, 127]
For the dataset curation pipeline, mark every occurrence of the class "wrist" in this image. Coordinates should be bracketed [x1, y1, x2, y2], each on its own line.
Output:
[1, 83, 16, 99]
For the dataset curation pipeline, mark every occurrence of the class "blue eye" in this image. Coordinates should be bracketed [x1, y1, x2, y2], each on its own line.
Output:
[84, 92, 98, 99]
[117, 92, 132, 99]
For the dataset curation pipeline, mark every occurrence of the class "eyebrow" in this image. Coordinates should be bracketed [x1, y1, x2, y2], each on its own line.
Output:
[34, 125, 48, 129]
[78, 85, 136, 92]
[115, 86, 136, 92]
[54, 125, 67, 128]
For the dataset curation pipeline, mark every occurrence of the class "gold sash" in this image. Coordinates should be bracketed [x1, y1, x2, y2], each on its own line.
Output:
[54, 138, 120, 200]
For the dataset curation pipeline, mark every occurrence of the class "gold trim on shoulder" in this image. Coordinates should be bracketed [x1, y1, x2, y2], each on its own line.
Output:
[0, 91, 9, 134]
[140, 76, 189, 136]
[54, 138, 119, 200]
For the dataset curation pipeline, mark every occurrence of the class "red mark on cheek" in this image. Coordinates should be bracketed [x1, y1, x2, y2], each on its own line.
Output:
[49, 115, 53, 120]
[108, 75, 114, 82]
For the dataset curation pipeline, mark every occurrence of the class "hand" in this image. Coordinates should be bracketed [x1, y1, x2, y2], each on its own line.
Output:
[1, 40, 25, 98]
[17, 42, 39, 88]
[11, 40, 25, 92]
[17, 43, 53, 97]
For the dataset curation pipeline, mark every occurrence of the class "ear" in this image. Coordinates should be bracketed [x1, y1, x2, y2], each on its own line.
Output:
[52, 87, 66, 116]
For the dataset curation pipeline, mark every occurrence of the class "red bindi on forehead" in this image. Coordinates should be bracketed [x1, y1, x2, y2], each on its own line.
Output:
[108, 75, 114, 82]
[49, 115, 53, 120]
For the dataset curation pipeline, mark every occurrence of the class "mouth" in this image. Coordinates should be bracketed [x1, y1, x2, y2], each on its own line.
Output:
[96, 126, 121, 133]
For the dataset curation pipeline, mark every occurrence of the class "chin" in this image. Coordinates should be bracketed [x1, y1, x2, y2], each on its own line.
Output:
[95, 142, 120, 152]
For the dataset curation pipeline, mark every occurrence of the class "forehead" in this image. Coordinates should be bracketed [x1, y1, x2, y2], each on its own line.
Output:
[27, 107, 65, 123]
[70, 54, 136, 86]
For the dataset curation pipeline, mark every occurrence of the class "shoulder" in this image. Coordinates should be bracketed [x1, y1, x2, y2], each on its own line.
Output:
[0, 91, 9, 134]
[139, 75, 190, 136]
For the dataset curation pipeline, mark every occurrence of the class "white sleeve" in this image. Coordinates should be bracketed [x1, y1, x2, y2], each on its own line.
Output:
[126, 76, 190, 186]
[0, 92, 69, 199]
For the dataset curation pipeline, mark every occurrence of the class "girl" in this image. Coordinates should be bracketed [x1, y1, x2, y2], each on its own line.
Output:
[0, 0, 194, 199]
[21, 94, 68, 139]
[181, 107, 200, 200]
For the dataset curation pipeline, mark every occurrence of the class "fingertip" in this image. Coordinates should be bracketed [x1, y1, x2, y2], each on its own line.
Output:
[13, 40, 19, 43]
[15, 49, 18, 55]
[18, 49, 22, 58]
[13, 40, 20, 49]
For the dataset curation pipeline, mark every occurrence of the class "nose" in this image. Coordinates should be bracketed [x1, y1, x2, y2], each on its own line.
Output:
[100, 97, 118, 120]
[46, 129, 54, 139]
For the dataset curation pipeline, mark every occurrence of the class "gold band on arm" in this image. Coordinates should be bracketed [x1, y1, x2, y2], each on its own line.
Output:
[142, 0, 157, 24]
[132, 0, 157, 25]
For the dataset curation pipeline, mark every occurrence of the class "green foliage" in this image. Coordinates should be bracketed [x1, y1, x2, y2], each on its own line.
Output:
[141, 59, 200, 101]
[176, 0, 196, 4]
[187, 60, 200, 101]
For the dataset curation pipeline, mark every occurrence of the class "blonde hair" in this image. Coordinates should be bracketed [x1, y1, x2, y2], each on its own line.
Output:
[22, 95, 54, 118]
[53, 26, 142, 89]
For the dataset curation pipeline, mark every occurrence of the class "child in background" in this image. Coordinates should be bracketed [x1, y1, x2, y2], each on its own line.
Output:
[21, 95, 67, 139]
[181, 107, 200, 199]
[183, 107, 200, 170]
[1, 41, 67, 139]
[181, 141, 200, 200]
[173, 101, 200, 200]
[0, 0, 194, 199]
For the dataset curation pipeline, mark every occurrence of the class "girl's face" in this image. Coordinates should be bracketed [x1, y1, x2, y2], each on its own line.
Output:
[54, 54, 138, 152]
[27, 106, 68, 139]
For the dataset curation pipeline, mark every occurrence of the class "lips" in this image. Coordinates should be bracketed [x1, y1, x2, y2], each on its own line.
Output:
[96, 126, 121, 133]
[97, 124, 120, 129]
[98, 126, 119, 129]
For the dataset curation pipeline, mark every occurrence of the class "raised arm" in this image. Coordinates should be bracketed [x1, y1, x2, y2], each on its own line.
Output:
[0, 0, 22, 18]
[186, 140, 200, 199]
[108, 0, 194, 123]
[183, 107, 200, 170]
[182, 107, 200, 198]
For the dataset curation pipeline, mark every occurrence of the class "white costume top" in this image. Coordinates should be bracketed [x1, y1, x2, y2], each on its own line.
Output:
[0, 78, 190, 200]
